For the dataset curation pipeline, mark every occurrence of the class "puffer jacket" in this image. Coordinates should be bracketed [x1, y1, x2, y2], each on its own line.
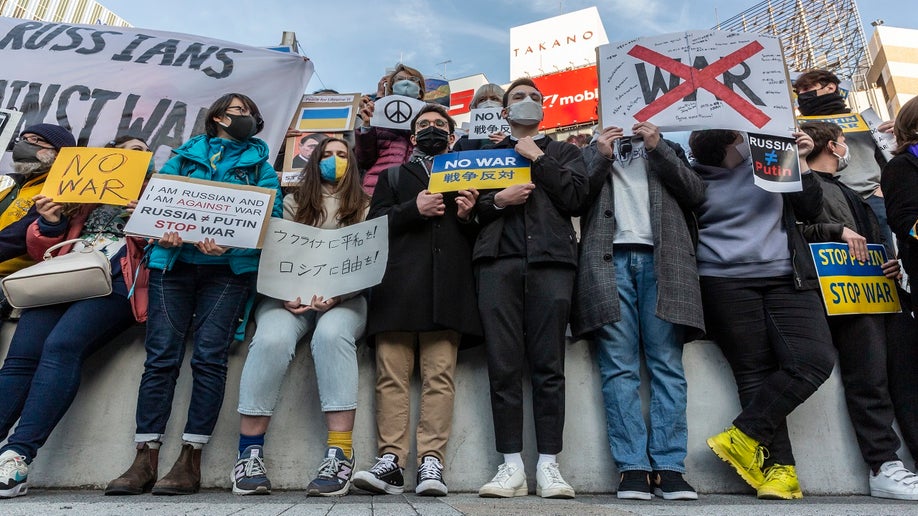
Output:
[355, 127, 413, 194]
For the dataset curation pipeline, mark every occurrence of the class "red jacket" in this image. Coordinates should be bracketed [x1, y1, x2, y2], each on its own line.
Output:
[26, 205, 150, 323]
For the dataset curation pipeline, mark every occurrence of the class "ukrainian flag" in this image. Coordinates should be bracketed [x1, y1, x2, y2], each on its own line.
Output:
[297, 107, 353, 131]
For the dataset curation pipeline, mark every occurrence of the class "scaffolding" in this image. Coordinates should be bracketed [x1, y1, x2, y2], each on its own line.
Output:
[715, 0, 871, 91]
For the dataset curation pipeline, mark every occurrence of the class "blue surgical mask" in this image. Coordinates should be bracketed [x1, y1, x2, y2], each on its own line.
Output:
[320, 155, 347, 182]
[392, 79, 421, 99]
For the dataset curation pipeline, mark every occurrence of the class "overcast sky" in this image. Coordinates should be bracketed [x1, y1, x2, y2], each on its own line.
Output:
[102, 0, 912, 95]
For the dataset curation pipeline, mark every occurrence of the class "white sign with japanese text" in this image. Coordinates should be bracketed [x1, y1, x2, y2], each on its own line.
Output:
[257, 216, 389, 301]
[468, 107, 510, 140]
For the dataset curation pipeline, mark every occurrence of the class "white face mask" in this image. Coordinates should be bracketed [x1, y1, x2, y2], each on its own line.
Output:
[477, 100, 502, 109]
[392, 79, 421, 99]
[832, 141, 850, 171]
[736, 141, 752, 162]
[506, 97, 544, 126]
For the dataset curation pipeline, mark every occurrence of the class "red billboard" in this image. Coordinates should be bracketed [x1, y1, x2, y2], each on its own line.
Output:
[532, 65, 599, 129]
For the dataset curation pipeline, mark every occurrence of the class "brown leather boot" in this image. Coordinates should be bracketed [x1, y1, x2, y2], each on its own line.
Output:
[104, 443, 159, 495]
[151, 443, 202, 495]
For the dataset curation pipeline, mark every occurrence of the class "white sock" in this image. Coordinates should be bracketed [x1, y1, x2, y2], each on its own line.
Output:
[503, 453, 524, 469]
[184, 441, 204, 450]
[538, 453, 557, 466]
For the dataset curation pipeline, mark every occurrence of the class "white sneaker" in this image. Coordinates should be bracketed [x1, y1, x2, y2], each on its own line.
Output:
[870, 460, 918, 500]
[479, 462, 527, 498]
[0, 449, 28, 499]
[536, 462, 575, 499]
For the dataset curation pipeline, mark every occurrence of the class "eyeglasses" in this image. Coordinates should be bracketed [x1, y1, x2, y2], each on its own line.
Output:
[225, 105, 251, 115]
[394, 75, 422, 84]
[17, 135, 54, 149]
[416, 119, 449, 130]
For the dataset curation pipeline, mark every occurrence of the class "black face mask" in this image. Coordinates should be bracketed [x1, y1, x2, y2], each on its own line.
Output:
[221, 113, 257, 141]
[414, 126, 450, 155]
[12, 141, 43, 163]
[797, 91, 849, 116]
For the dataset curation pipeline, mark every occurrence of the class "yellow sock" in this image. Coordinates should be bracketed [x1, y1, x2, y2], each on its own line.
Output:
[328, 431, 353, 459]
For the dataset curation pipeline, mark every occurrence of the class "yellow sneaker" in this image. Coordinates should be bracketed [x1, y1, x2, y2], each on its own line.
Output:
[706, 425, 766, 489]
[757, 464, 803, 500]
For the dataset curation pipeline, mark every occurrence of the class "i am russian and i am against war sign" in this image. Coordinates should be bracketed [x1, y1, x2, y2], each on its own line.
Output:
[597, 30, 803, 192]
[124, 174, 276, 249]
[810, 243, 900, 316]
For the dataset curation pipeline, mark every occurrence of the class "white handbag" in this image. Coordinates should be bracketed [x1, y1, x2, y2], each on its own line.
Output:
[1, 238, 113, 309]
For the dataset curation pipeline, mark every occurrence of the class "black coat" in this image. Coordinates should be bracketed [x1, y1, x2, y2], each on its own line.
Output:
[882, 152, 918, 306]
[366, 161, 483, 342]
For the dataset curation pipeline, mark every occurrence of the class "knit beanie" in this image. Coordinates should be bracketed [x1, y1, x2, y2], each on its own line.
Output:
[20, 124, 77, 151]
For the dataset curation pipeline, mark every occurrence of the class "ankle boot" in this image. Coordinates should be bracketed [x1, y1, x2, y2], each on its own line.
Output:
[152, 443, 202, 495]
[105, 443, 159, 495]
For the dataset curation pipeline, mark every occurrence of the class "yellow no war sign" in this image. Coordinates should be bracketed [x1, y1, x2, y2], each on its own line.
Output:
[428, 149, 531, 193]
[810, 242, 900, 316]
[40, 147, 151, 205]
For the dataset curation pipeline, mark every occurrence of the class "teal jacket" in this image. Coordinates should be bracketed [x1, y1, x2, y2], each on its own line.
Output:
[147, 134, 283, 274]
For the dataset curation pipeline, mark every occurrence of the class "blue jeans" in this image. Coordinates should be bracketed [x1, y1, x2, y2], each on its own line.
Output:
[238, 295, 366, 415]
[0, 283, 134, 462]
[594, 247, 687, 473]
[134, 262, 252, 444]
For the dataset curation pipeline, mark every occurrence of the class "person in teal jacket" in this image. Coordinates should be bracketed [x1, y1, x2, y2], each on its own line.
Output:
[106, 93, 283, 496]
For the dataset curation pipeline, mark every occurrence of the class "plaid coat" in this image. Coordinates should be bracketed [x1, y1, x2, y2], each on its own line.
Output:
[571, 140, 705, 341]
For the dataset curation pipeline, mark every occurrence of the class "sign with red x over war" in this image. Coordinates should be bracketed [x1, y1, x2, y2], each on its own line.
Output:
[597, 30, 796, 136]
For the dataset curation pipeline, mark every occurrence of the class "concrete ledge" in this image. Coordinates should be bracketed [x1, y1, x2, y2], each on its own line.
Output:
[0, 320, 911, 494]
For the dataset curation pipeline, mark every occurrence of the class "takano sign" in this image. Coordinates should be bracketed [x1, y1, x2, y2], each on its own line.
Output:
[509, 6, 609, 79]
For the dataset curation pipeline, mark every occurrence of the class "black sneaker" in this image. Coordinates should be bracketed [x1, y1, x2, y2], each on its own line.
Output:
[415, 456, 447, 496]
[652, 470, 698, 500]
[307, 447, 354, 497]
[352, 453, 404, 494]
[617, 470, 652, 500]
[231, 445, 271, 495]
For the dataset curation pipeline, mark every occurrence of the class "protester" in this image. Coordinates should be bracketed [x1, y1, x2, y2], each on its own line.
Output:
[352, 104, 481, 497]
[232, 137, 369, 496]
[0, 137, 150, 500]
[690, 129, 835, 500]
[452, 83, 506, 151]
[105, 93, 283, 496]
[0, 124, 77, 318]
[572, 123, 705, 500]
[798, 121, 918, 500]
[355, 64, 426, 194]
[795, 69, 894, 250]
[881, 95, 918, 472]
[475, 78, 588, 499]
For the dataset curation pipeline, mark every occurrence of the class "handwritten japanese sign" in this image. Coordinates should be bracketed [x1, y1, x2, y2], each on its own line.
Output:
[597, 30, 796, 135]
[860, 108, 896, 162]
[468, 107, 510, 140]
[124, 175, 276, 248]
[748, 133, 801, 193]
[257, 216, 389, 300]
[810, 243, 900, 315]
[428, 149, 531, 193]
[39, 147, 151, 205]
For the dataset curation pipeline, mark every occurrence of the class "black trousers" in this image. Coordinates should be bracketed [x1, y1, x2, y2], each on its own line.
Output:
[828, 313, 900, 470]
[476, 257, 575, 455]
[701, 276, 836, 466]
[887, 289, 918, 466]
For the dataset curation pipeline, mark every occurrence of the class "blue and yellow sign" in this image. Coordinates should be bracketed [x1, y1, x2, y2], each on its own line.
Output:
[428, 149, 531, 193]
[810, 242, 900, 315]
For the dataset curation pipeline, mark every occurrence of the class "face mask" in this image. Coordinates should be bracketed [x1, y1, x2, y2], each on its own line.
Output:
[477, 100, 502, 109]
[797, 90, 847, 116]
[319, 155, 348, 182]
[12, 141, 43, 163]
[219, 113, 257, 141]
[392, 79, 421, 99]
[507, 97, 543, 126]
[414, 126, 450, 155]
[832, 141, 850, 171]
[736, 141, 751, 162]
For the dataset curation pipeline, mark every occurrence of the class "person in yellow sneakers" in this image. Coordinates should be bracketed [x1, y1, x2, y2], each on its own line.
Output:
[688, 129, 836, 499]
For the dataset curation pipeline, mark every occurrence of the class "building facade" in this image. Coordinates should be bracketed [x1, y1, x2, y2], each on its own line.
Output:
[0, 0, 130, 27]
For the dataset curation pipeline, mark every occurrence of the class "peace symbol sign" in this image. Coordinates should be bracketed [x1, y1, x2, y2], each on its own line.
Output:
[385, 99, 413, 124]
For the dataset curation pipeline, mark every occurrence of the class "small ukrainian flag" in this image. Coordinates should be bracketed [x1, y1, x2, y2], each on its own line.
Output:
[297, 107, 352, 131]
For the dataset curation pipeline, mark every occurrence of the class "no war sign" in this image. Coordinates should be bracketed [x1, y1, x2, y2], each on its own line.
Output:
[468, 107, 510, 140]
[597, 30, 796, 136]
[810, 243, 900, 316]
[40, 147, 151, 204]
[428, 149, 530, 193]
